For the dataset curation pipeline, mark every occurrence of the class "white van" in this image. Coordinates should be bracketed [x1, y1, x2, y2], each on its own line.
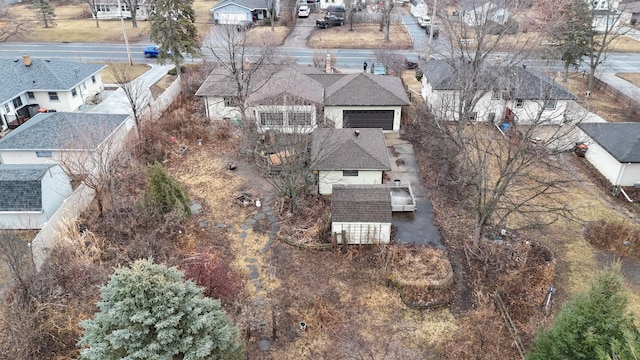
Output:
[298, 5, 310, 17]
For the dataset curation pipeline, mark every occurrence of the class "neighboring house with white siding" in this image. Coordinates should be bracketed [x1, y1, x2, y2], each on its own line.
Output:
[331, 184, 392, 244]
[0, 112, 130, 171]
[577, 122, 640, 188]
[94, 0, 150, 20]
[461, 1, 511, 26]
[196, 66, 410, 132]
[311, 128, 390, 195]
[211, 0, 276, 25]
[0, 56, 106, 131]
[420, 60, 576, 124]
[0, 164, 73, 229]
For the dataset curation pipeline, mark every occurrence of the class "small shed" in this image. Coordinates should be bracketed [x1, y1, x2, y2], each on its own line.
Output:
[331, 184, 392, 244]
[0, 164, 73, 229]
[577, 122, 640, 187]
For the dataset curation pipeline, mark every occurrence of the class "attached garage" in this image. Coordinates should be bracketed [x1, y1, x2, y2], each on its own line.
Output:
[343, 110, 394, 130]
[211, 2, 252, 25]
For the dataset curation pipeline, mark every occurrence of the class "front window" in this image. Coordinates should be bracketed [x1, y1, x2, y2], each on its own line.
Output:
[3, 103, 10, 112]
[12, 97, 23, 108]
[48, 92, 59, 101]
[515, 99, 524, 108]
[71, 88, 78, 97]
[288, 111, 312, 126]
[98, 4, 110, 11]
[27, 92, 35, 100]
[223, 97, 235, 107]
[259, 112, 284, 126]
[91, 75, 96, 84]
[343, 170, 358, 176]
[544, 100, 557, 110]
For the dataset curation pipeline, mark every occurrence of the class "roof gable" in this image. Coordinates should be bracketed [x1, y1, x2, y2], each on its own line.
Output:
[0, 58, 105, 105]
[214, 0, 270, 10]
[312, 128, 390, 170]
[0, 164, 57, 211]
[578, 122, 640, 163]
[247, 68, 325, 104]
[323, 73, 410, 106]
[332, 185, 392, 223]
[0, 112, 129, 151]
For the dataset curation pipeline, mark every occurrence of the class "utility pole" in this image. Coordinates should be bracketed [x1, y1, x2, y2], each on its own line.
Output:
[425, 0, 438, 61]
[117, 0, 133, 65]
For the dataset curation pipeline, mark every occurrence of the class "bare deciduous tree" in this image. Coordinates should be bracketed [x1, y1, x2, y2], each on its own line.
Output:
[204, 24, 293, 152]
[0, 230, 34, 300]
[108, 62, 152, 135]
[81, 0, 100, 28]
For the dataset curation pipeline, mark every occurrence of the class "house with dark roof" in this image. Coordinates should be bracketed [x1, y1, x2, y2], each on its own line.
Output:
[311, 128, 391, 195]
[0, 112, 130, 168]
[210, 0, 276, 25]
[196, 65, 410, 132]
[0, 164, 73, 229]
[577, 122, 640, 188]
[460, 1, 511, 27]
[0, 56, 106, 131]
[331, 184, 392, 244]
[420, 60, 576, 124]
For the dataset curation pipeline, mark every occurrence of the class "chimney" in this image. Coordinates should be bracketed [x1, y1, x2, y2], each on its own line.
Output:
[243, 60, 251, 71]
[354, 130, 360, 137]
[23, 55, 32, 67]
[325, 53, 332, 74]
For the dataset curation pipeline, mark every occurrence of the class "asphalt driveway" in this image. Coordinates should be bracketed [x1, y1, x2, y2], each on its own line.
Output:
[385, 133, 443, 246]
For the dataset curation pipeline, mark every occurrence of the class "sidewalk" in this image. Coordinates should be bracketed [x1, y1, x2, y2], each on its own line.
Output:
[594, 72, 640, 101]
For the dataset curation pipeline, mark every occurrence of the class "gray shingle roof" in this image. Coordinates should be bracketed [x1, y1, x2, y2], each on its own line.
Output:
[331, 184, 392, 223]
[247, 67, 325, 104]
[196, 67, 410, 107]
[311, 128, 390, 171]
[620, 1, 640, 13]
[0, 164, 56, 211]
[421, 60, 575, 100]
[578, 122, 640, 163]
[323, 73, 410, 106]
[0, 58, 106, 105]
[0, 112, 129, 151]
[214, 0, 271, 10]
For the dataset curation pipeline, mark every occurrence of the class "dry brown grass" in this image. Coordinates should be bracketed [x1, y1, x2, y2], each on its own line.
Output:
[617, 73, 640, 87]
[609, 35, 640, 52]
[244, 25, 291, 47]
[5, 0, 214, 43]
[558, 72, 640, 122]
[100, 63, 151, 84]
[308, 24, 412, 49]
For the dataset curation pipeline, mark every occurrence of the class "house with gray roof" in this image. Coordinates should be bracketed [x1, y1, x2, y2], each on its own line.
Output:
[420, 60, 576, 124]
[0, 112, 130, 168]
[577, 122, 640, 188]
[620, 1, 640, 24]
[0, 56, 106, 132]
[331, 184, 392, 244]
[311, 128, 391, 195]
[0, 164, 72, 229]
[211, 0, 276, 25]
[196, 66, 410, 132]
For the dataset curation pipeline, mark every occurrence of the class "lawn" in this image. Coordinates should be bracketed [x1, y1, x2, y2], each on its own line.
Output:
[100, 63, 151, 84]
[617, 73, 640, 87]
[307, 24, 413, 49]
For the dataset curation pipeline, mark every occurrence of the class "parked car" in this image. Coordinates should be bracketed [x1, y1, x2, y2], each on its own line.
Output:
[236, 20, 254, 31]
[426, 24, 440, 37]
[298, 5, 310, 17]
[144, 45, 172, 58]
[405, 59, 418, 69]
[316, 15, 344, 28]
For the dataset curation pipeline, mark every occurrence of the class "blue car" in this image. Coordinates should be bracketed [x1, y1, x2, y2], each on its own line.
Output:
[144, 45, 172, 58]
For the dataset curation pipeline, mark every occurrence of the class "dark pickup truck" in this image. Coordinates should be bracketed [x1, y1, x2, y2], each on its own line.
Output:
[316, 15, 344, 28]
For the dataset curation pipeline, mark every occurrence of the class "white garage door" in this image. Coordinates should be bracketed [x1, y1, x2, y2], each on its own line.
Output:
[218, 13, 247, 24]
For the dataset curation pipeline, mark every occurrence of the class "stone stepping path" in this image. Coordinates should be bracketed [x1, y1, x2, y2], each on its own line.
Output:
[230, 196, 278, 352]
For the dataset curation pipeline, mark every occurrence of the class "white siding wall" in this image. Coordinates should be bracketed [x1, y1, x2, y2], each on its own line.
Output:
[318, 170, 383, 195]
[205, 96, 241, 120]
[583, 140, 624, 185]
[620, 163, 640, 186]
[422, 82, 572, 124]
[0, 150, 59, 165]
[332, 222, 391, 244]
[252, 105, 317, 133]
[40, 165, 73, 222]
[323, 105, 402, 131]
[0, 211, 46, 229]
